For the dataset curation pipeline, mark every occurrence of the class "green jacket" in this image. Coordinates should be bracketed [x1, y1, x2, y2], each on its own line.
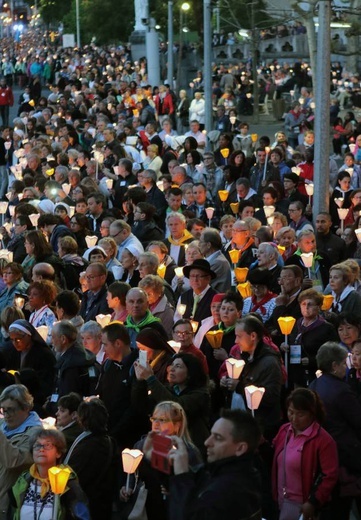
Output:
[10, 469, 90, 520]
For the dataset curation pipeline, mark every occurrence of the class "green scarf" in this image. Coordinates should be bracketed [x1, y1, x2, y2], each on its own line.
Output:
[218, 322, 236, 335]
[125, 310, 161, 333]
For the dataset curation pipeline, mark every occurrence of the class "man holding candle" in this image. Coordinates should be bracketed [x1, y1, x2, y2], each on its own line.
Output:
[198, 228, 231, 292]
[225, 220, 257, 269]
[173, 259, 217, 325]
[163, 212, 194, 267]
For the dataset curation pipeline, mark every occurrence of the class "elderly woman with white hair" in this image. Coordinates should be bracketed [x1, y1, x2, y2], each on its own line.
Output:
[0, 384, 42, 515]
[276, 226, 297, 261]
[80, 320, 106, 364]
[138, 274, 175, 337]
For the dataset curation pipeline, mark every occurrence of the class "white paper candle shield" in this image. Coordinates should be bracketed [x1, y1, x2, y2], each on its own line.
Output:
[174, 267, 184, 278]
[9, 206, 15, 217]
[3, 223, 11, 233]
[334, 197, 344, 208]
[62, 183, 71, 196]
[105, 179, 113, 190]
[305, 183, 314, 196]
[226, 358, 245, 379]
[176, 303, 187, 316]
[300, 252, 313, 268]
[14, 296, 25, 309]
[0, 202, 8, 214]
[205, 207, 215, 219]
[68, 207, 75, 218]
[112, 265, 124, 280]
[85, 235, 98, 248]
[95, 314, 112, 327]
[245, 385, 265, 410]
[356, 228, 361, 243]
[168, 340, 182, 353]
[122, 449, 144, 474]
[0, 250, 13, 262]
[337, 208, 348, 220]
[263, 205, 275, 218]
[29, 213, 40, 227]
[5, 192, 12, 201]
[36, 325, 49, 342]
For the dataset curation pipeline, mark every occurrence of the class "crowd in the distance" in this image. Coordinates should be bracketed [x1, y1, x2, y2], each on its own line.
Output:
[1, 33, 361, 520]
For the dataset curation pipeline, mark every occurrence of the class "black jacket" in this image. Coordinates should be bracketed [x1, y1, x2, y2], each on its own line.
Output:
[169, 454, 262, 520]
[79, 285, 111, 322]
[131, 219, 164, 248]
[54, 344, 98, 399]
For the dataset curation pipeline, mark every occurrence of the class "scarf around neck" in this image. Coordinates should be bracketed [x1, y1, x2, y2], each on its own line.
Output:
[218, 321, 236, 335]
[125, 310, 161, 333]
[168, 228, 194, 246]
[29, 464, 51, 498]
[251, 291, 276, 314]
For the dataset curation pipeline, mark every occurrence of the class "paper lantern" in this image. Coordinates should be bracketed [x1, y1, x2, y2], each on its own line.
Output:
[355, 228, 361, 243]
[251, 133, 258, 143]
[234, 267, 248, 283]
[230, 202, 239, 214]
[226, 358, 245, 379]
[105, 179, 113, 190]
[245, 385, 265, 412]
[41, 416, 56, 429]
[174, 267, 184, 278]
[36, 325, 48, 342]
[291, 166, 301, 175]
[0, 202, 8, 214]
[334, 197, 344, 208]
[190, 320, 198, 333]
[61, 183, 71, 196]
[4, 141, 11, 151]
[300, 252, 313, 268]
[46, 168, 55, 177]
[95, 314, 112, 327]
[0, 250, 13, 262]
[349, 143, 356, 153]
[205, 207, 215, 220]
[176, 303, 187, 317]
[113, 166, 120, 175]
[14, 296, 25, 309]
[122, 449, 144, 474]
[206, 330, 224, 349]
[237, 282, 252, 299]
[263, 205, 275, 218]
[337, 208, 348, 220]
[112, 265, 124, 280]
[218, 190, 229, 202]
[157, 264, 166, 278]
[277, 316, 296, 336]
[277, 245, 286, 254]
[29, 99, 35, 107]
[48, 466, 71, 494]
[156, 180, 164, 191]
[29, 213, 40, 227]
[68, 207, 75, 218]
[220, 148, 230, 159]
[316, 370, 322, 378]
[168, 340, 181, 353]
[267, 216, 274, 226]
[3, 222, 11, 233]
[229, 249, 240, 264]
[5, 191, 12, 201]
[85, 235, 98, 248]
[321, 294, 334, 311]
[305, 183, 314, 196]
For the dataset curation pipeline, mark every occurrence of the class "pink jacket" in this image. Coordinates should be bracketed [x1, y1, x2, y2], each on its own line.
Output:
[272, 422, 339, 507]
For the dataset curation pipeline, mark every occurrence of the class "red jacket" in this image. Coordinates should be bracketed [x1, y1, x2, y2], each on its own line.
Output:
[154, 93, 174, 116]
[272, 422, 339, 508]
[0, 86, 14, 106]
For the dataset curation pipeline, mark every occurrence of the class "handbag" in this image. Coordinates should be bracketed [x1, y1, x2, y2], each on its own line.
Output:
[119, 472, 148, 520]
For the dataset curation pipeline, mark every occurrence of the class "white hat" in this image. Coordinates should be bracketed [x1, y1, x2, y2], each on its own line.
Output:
[124, 243, 142, 259]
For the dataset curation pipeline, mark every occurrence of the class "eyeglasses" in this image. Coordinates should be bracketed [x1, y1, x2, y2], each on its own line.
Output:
[149, 417, 171, 424]
[189, 274, 208, 279]
[110, 231, 121, 238]
[86, 274, 101, 280]
[33, 442, 55, 451]
[173, 330, 193, 337]
[1, 406, 20, 415]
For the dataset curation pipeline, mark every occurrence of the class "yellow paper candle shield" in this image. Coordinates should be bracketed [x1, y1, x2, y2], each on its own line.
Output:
[218, 190, 229, 202]
[157, 264, 166, 278]
[277, 316, 296, 336]
[234, 267, 248, 283]
[237, 282, 252, 299]
[206, 329, 224, 349]
[229, 249, 240, 264]
[48, 466, 71, 494]
[230, 202, 239, 214]
[220, 148, 230, 159]
[321, 295, 334, 311]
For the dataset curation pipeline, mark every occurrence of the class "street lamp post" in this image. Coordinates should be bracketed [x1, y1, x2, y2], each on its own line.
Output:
[75, 0, 80, 47]
[203, 0, 212, 141]
[176, 2, 190, 89]
[167, 1, 173, 87]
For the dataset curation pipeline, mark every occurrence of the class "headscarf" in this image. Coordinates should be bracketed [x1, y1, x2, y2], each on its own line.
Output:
[8, 319, 48, 346]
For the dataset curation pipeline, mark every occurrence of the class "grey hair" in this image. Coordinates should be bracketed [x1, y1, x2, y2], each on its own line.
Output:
[258, 242, 280, 261]
[143, 169, 157, 183]
[0, 384, 33, 410]
[139, 252, 159, 269]
[316, 342, 348, 374]
[80, 320, 102, 337]
[166, 211, 186, 224]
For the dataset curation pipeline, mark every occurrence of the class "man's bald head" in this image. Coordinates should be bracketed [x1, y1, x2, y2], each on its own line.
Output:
[32, 263, 55, 282]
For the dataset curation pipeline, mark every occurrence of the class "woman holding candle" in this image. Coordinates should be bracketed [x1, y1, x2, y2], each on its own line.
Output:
[329, 171, 353, 232]
[272, 388, 338, 520]
[10, 428, 90, 520]
[0, 262, 28, 311]
[242, 268, 277, 323]
[147, 241, 177, 286]
[28, 281, 57, 342]
[120, 401, 202, 520]
[281, 289, 338, 388]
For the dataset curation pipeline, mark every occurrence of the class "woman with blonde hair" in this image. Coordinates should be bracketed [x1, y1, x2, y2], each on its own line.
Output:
[120, 401, 201, 520]
[142, 144, 163, 177]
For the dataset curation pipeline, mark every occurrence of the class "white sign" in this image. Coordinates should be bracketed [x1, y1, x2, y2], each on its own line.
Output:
[62, 34, 75, 48]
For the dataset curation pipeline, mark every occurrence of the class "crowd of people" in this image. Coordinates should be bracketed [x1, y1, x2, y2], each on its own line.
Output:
[0, 27, 360, 520]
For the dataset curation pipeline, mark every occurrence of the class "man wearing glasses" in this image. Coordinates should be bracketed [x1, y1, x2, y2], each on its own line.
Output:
[79, 262, 110, 322]
[172, 319, 208, 374]
[109, 219, 144, 261]
[174, 259, 217, 327]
